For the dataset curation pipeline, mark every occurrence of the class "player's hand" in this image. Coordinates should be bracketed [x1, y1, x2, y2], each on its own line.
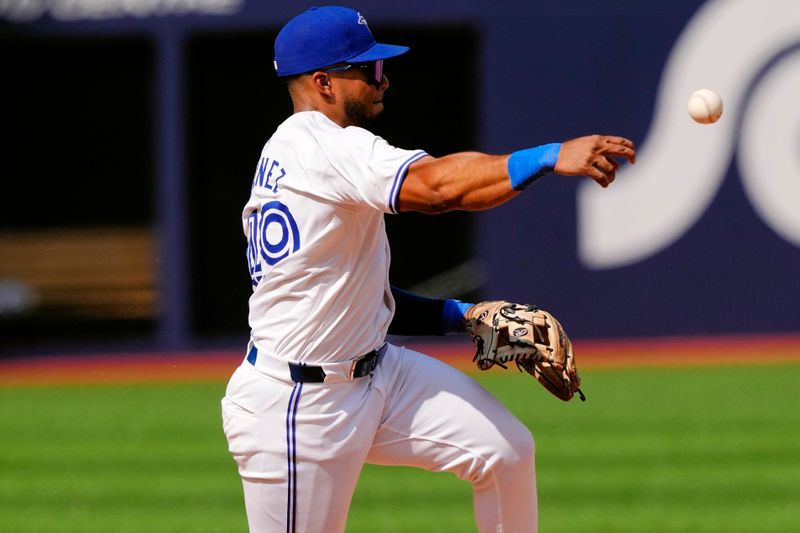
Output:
[554, 135, 636, 188]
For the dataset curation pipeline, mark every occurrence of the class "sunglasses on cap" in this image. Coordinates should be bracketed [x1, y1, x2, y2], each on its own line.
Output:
[323, 60, 384, 85]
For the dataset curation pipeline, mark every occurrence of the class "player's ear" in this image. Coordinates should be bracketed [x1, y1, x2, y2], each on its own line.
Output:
[311, 71, 334, 97]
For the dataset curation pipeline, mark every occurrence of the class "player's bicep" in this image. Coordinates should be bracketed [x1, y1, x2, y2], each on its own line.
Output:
[397, 155, 448, 213]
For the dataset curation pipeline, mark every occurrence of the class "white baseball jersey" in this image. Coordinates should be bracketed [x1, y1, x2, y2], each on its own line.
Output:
[242, 110, 427, 364]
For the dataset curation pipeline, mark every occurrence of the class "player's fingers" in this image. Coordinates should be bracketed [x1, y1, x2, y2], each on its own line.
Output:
[587, 166, 611, 187]
[604, 136, 635, 149]
[618, 146, 636, 164]
[602, 144, 636, 164]
[593, 156, 616, 175]
[599, 168, 616, 185]
[603, 137, 636, 164]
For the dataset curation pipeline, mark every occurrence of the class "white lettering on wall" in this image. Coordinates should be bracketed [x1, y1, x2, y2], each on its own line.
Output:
[577, 0, 800, 269]
[737, 51, 800, 248]
[0, 0, 241, 22]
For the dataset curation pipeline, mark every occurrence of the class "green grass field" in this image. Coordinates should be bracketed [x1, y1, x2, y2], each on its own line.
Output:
[1, 364, 798, 532]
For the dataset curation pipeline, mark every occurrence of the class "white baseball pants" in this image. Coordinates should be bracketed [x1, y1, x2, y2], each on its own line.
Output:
[221, 343, 537, 532]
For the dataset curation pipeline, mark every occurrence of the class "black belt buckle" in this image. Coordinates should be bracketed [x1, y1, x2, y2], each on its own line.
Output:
[348, 349, 379, 380]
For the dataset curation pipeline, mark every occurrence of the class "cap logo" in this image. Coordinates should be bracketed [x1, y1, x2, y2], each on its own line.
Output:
[357, 12, 369, 28]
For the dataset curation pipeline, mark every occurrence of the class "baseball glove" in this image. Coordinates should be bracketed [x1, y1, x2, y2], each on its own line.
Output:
[465, 301, 585, 402]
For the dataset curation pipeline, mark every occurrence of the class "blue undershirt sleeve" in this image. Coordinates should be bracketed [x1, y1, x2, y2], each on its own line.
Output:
[442, 298, 473, 334]
[388, 286, 473, 336]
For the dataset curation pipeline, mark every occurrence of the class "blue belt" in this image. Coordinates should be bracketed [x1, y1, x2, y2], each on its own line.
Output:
[247, 346, 380, 383]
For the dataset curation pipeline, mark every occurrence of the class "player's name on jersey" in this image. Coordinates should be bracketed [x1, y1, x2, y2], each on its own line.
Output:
[252, 156, 287, 192]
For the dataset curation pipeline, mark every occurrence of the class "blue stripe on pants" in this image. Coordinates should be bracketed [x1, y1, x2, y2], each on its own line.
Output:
[285, 381, 303, 533]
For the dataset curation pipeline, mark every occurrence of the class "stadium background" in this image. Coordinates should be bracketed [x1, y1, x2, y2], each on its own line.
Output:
[1, 1, 798, 531]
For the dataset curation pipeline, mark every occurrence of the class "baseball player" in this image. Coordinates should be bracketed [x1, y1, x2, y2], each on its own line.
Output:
[221, 6, 635, 533]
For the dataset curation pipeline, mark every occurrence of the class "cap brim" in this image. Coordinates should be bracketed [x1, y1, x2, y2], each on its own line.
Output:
[346, 43, 409, 63]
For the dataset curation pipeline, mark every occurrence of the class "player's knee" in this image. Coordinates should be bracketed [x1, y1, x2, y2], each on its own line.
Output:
[473, 419, 534, 483]
[497, 419, 535, 469]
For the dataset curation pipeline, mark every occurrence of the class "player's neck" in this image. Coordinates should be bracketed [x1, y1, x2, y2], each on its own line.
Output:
[292, 101, 350, 128]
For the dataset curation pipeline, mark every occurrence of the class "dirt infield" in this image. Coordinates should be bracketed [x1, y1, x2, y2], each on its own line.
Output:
[1, 333, 799, 386]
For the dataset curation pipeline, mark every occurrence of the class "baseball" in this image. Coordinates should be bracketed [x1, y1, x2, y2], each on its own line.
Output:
[687, 89, 723, 124]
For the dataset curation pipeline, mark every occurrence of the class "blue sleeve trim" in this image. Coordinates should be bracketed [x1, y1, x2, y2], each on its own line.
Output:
[508, 143, 561, 190]
[389, 150, 429, 214]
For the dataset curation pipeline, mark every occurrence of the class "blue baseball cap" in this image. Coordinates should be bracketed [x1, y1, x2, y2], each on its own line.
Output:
[274, 6, 409, 77]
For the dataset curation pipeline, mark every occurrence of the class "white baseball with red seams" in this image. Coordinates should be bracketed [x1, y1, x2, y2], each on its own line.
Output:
[687, 88, 723, 124]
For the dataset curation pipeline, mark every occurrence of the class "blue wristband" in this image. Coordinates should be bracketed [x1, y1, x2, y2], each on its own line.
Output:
[507, 143, 562, 190]
[443, 299, 474, 334]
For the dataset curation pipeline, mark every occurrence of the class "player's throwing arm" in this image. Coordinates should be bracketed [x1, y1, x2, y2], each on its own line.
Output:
[399, 135, 635, 212]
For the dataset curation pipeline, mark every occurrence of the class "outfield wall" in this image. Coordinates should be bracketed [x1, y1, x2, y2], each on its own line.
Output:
[1, 0, 797, 352]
